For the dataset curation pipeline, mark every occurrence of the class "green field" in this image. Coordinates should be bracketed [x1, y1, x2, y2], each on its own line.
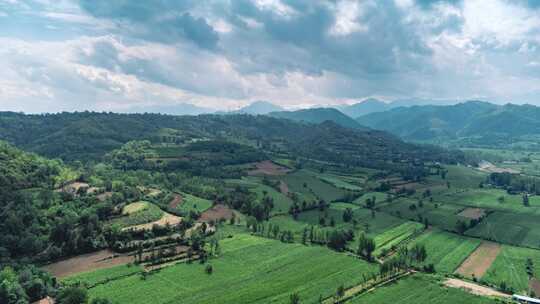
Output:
[282, 170, 350, 202]
[348, 274, 498, 304]
[63, 264, 143, 287]
[466, 211, 540, 249]
[87, 234, 378, 304]
[410, 229, 481, 273]
[483, 245, 540, 293]
[177, 192, 213, 213]
[250, 182, 294, 215]
[380, 197, 467, 232]
[110, 202, 163, 227]
[435, 188, 540, 213]
[318, 173, 363, 191]
[372, 221, 423, 256]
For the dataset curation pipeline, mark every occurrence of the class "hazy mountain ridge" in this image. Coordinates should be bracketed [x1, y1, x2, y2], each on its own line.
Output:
[356, 101, 540, 145]
[268, 107, 366, 129]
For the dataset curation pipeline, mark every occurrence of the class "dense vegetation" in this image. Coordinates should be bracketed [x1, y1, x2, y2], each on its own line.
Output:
[3, 109, 540, 304]
[357, 101, 540, 149]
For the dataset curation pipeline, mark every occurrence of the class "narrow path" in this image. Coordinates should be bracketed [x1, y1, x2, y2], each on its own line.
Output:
[444, 278, 510, 298]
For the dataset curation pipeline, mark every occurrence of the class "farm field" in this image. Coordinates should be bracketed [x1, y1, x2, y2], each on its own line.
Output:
[434, 188, 540, 213]
[455, 242, 501, 279]
[87, 234, 378, 304]
[62, 264, 143, 287]
[176, 192, 213, 213]
[348, 274, 499, 304]
[110, 202, 164, 227]
[483, 245, 540, 294]
[372, 221, 423, 256]
[281, 169, 351, 202]
[465, 211, 540, 249]
[249, 182, 294, 215]
[409, 229, 481, 274]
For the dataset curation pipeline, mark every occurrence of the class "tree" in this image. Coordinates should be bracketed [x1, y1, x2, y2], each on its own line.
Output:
[205, 264, 213, 275]
[91, 299, 112, 304]
[289, 293, 300, 304]
[357, 233, 376, 261]
[523, 194, 530, 207]
[336, 285, 345, 300]
[342, 208, 353, 222]
[455, 220, 468, 235]
[0, 267, 27, 304]
[56, 286, 88, 304]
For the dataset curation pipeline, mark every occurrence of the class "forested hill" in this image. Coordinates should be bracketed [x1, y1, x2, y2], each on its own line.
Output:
[356, 101, 540, 147]
[0, 111, 462, 167]
[268, 108, 365, 129]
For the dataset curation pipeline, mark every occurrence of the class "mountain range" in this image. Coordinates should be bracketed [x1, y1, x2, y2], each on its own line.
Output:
[355, 101, 540, 148]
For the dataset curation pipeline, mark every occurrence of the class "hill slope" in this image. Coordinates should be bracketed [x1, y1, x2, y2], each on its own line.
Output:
[337, 98, 390, 118]
[269, 108, 365, 129]
[236, 101, 284, 115]
[357, 101, 540, 148]
[0, 112, 462, 168]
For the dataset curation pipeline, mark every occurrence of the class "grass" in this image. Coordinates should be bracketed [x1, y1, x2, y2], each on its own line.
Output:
[111, 202, 163, 227]
[349, 274, 498, 304]
[318, 173, 363, 191]
[483, 245, 540, 293]
[250, 182, 294, 215]
[88, 234, 377, 304]
[409, 229, 481, 273]
[63, 264, 143, 287]
[282, 170, 350, 202]
[372, 222, 424, 256]
[122, 202, 149, 215]
[177, 192, 213, 213]
[465, 211, 540, 249]
[353, 192, 388, 207]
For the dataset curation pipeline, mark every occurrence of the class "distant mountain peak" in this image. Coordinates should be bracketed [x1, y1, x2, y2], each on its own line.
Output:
[337, 98, 389, 118]
[269, 107, 366, 129]
[237, 101, 283, 115]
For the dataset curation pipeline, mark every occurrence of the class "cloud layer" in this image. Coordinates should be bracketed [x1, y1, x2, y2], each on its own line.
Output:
[0, 0, 539, 112]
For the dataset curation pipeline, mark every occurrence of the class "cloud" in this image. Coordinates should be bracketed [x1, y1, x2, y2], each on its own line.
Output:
[1, 0, 540, 113]
[78, 0, 219, 49]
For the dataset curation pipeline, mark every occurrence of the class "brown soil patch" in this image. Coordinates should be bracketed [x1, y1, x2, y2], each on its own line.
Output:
[168, 194, 183, 209]
[455, 242, 501, 279]
[198, 204, 234, 222]
[43, 249, 134, 278]
[458, 208, 486, 220]
[530, 278, 540, 296]
[96, 192, 112, 201]
[248, 160, 290, 176]
[55, 182, 89, 194]
[444, 278, 510, 298]
[279, 180, 289, 195]
[122, 213, 182, 232]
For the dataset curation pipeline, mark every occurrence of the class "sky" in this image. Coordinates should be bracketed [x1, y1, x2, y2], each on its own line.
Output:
[0, 0, 539, 113]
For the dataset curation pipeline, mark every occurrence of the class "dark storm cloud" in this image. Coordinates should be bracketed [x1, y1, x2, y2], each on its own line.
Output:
[78, 0, 218, 49]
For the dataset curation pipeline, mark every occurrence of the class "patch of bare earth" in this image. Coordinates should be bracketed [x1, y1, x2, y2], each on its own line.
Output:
[198, 204, 234, 222]
[248, 160, 290, 176]
[43, 249, 134, 278]
[168, 194, 183, 209]
[445, 278, 509, 298]
[55, 182, 89, 194]
[455, 242, 501, 279]
[122, 213, 182, 232]
[279, 180, 289, 195]
[458, 208, 486, 220]
[96, 192, 112, 202]
[530, 278, 540, 296]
